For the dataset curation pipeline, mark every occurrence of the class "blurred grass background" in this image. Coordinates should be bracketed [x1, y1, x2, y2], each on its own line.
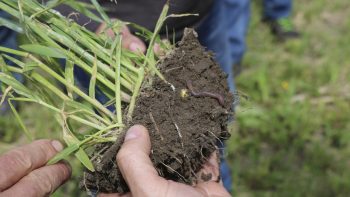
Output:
[229, 0, 350, 196]
[0, 0, 349, 196]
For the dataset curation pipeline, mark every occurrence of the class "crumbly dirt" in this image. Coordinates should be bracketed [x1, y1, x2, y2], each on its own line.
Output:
[81, 29, 234, 193]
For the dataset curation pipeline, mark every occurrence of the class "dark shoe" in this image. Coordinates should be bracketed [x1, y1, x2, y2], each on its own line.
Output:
[266, 17, 300, 41]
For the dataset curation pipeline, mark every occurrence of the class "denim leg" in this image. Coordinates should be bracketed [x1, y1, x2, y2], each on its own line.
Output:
[224, 0, 250, 67]
[263, 0, 292, 20]
[197, 0, 235, 92]
[197, 0, 250, 92]
[196, 0, 252, 192]
[218, 2, 250, 191]
[218, 142, 233, 193]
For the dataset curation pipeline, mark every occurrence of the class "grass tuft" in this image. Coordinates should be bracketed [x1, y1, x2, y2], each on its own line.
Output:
[0, 0, 170, 170]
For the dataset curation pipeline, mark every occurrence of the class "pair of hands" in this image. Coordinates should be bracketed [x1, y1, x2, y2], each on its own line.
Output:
[0, 125, 230, 197]
[0, 24, 229, 197]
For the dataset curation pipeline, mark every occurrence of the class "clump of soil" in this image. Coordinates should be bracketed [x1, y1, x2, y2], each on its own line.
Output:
[81, 28, 234, 193]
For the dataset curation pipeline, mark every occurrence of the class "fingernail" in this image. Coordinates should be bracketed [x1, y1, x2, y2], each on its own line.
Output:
[129, 42, 143, 52]
[51, 140, 64, 152]
[124, 126, 141, 141]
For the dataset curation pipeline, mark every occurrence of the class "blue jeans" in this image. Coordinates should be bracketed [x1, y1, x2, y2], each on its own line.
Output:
[196, 0, 292, 192]
[197, 0, 251, 193]
[263, 0, 292, 20]
[197, 0, 292, 90]
[197, 0, 250, 92]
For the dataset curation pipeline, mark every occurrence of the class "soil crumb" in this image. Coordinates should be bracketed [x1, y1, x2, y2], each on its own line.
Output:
[81, 28, 234, 193]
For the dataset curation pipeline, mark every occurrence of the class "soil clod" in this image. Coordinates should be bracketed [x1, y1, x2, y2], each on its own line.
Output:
[81, 28, 234, 193]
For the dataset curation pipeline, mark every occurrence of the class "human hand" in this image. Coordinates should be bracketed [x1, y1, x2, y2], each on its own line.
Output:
[96, 23, 146, 54]
[0, 140, 71, 196]
[96, 22, 166, 55]
[99, 125, 231, 197]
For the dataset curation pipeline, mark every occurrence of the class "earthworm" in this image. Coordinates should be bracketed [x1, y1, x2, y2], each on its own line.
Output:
[186, 80, 225, 107]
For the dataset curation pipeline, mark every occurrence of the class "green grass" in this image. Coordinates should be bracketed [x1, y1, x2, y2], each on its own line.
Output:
[228, 0, 350, 196]
[1, 0, 350, 196]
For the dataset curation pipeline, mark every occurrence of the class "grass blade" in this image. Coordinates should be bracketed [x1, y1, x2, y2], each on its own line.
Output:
[127, 67, 144, 121]
[0, 46, 29, 57]
[0, 55, 10, 74]
[0, 86, 12, 108]
[9, 98, 33, 141]
[75, 148, 95, 172]
[114, 35, 123, 124]
[32, 73, 70, 101]
[0, 17, 23, 33]
[64, 1, 103, 23]
[23, 62, 38, 72]
[89, 56, 97, 99]
[28, 55, 114, 118]
[61, 117, 95, 172]
[31, 0, 69, 19]
[47, 143, 80, 165]
[65, 60, 74, 98]
[0, 73, 34, 99]
[20, 44, 66, 59]
[89, 0, 111, 25]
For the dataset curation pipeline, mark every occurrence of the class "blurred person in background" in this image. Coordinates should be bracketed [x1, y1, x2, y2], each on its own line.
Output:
[225, 0, 300, 75]
[199, 0, 250, 89]
[263, 0, 300, 41]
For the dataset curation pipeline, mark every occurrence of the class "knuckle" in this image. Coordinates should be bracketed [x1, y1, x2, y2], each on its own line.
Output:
[25, 171, 53, 195]
[0, 151, 32, 189]
[56, 163, 72, 180]
[3, 149, 33, 171]
[35, 140, 56, 152]
[33, 140, 58, 160]
[116, 148, 129, 163]
[116, 147, 136, 167]
[21, 185, 43, 197]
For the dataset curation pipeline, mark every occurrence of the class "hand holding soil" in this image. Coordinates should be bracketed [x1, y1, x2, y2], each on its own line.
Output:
[0, 1, 234, 193]
[0, 126, 230, 197]
[99, 125, 231, 197]
[0, 140, 71, 196]
[83, 29, 234, 193]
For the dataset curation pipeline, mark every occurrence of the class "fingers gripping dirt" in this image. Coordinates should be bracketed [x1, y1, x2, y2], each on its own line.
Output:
[82, 29, 234, 193]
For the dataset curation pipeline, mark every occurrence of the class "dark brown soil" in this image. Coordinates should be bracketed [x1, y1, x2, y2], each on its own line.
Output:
[81, 29, 234, 193]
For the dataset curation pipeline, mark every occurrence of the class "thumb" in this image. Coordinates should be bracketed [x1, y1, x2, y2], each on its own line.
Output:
[116, 125, 166, 195]
[119, 125, 151, 155]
